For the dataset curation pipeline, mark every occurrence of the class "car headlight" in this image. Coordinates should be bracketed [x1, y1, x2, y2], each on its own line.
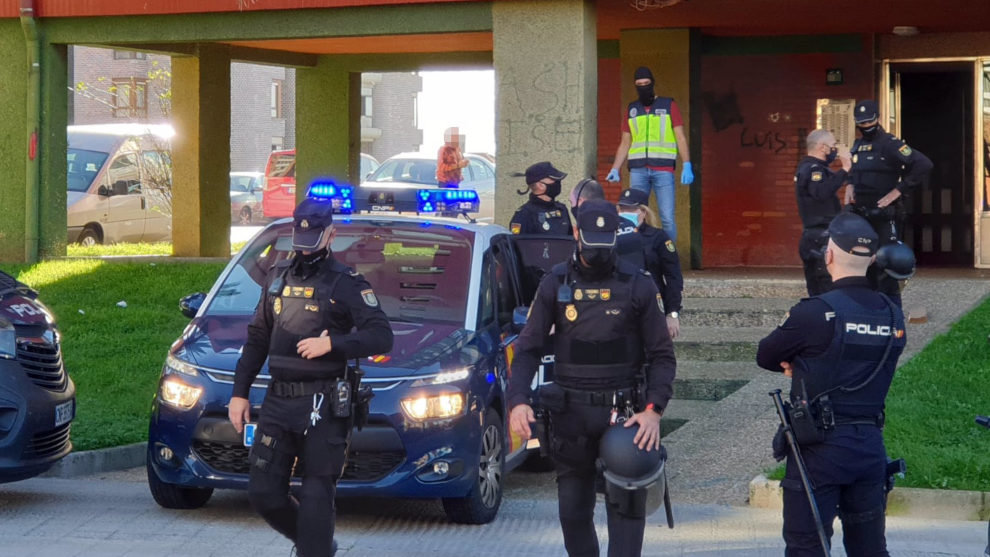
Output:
[164, 354, 199, 376]
[410, 369, 470, 387]
[401, 393, 464, 421]
[160, 377, 203, 410]
[0, 319, 15, 360]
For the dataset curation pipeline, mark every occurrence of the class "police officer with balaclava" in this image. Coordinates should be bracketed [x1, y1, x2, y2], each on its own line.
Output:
[847, 99, 933, 307]
[508, 199, 677, 557]
[757, 212, 907, 556]
[795, 128, 852, 296]
[228, 194, 394, 557]
[510, 161, 573, 236]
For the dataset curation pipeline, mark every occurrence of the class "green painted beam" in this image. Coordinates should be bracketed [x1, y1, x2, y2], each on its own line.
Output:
[37, 42, 69, 259]
[43, 3, 492, 45]
[0, 20, 28, 262]
[296, 59, 359, 195]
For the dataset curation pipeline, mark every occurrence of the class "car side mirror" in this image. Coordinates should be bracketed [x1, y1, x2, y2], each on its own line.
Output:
[180, 292, 206, 318]
[97, 184, 111, 197]
[511, 306, 529, 334]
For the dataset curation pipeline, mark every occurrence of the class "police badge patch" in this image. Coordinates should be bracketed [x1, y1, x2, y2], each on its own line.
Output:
[899, 144, 912, 156]
[565, 304, 578, 322]
[361, 289, 379, 307]
[511, 223, 521, 234]
[811, 171, 823, 182]
[665, 240, 675, 253]
[601, 289, 611, 301]
[574, 289, 583, 301]
[273, 297, 282, 315]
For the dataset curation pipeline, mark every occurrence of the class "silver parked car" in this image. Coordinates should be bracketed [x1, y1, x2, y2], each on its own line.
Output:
[229, 172, 264, 225]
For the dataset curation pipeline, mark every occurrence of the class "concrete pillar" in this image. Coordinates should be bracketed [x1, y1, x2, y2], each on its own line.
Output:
[493, 0, 598, 227]
[620, 29, 697, 266]
[172, 44, 231, 257]
[0, 20, 30, 262]
[38, 42, 69, 259]
[295, 58, 360, 199]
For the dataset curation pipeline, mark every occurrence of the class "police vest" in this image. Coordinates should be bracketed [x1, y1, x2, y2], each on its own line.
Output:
[267, 258, 351, 378]
[849, 132, 901, 200]
[627, 97, 677, 169]
[615, 223, 646, 270]
[550, 262, 644, 382]
[791, 289, 905, 421]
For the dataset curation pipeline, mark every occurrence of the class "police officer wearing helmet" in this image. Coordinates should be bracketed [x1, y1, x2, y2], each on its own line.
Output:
[757, 212, 906, 556]
[795, 129, 852, 296]
[509, 161, 573, 235]
[847, 99, 932, 307]
[228, 194, 394, 557]
[616, 188, 684, 339]
[508, 200, 677, 557]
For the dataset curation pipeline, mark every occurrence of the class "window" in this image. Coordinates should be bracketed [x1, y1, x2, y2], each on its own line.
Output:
[272, 136, 284, 152]
[477, 254, 495, 328]
[113, 50, 147, 60]
[493, 249, 517, 328]
[469, 160, 494, 181]
[362, 95, 373, 118]
[106, 153, 141, 195]
[271, 80, 283, 118]
[112, 78, 148, 118]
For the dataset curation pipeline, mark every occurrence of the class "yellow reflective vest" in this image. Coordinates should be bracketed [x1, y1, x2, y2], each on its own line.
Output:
[627, 97, 677, 169]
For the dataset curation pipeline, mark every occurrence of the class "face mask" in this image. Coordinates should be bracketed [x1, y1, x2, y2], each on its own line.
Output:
[857, 124, 879, 140]
[636, 84, 654, 106]
[580, 245, 615, 268]
[544, 180, 562, 199]
[824, 147, 838, 165]
[619, 212, 640, 226]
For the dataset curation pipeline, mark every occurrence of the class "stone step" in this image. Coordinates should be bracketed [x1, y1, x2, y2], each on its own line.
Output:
[680, 297, 796, 328]
[673, 361, 763, 401]
[683, 277, 807, 300]
[660, 398, 718, 437]
[673, 327, 766, 362]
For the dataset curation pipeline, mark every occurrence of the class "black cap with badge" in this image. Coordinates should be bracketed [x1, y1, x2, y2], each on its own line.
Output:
[854, 99, 879, 124]
[525, 161, 567, 186]
[827, 212, 878, 256]
[292, 197, 335, 250]
[576, 199, 620, 247]
[617, 188, 649, 207]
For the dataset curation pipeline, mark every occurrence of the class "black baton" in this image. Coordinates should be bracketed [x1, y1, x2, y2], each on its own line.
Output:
[770, 389, 830, 556]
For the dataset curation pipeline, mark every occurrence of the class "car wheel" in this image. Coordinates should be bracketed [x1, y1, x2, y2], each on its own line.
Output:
[77, 227, 101, 247]
[239, 206, 252, 225]
[146, 457, 213, 509]
[442, 409, 503, 524]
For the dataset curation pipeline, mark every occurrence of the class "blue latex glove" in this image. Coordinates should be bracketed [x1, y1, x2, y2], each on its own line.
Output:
[680, 162, 694, 185]
[606, 168, 621, 183]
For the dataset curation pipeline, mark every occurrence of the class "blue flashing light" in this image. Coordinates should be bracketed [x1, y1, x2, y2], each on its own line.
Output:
[415, 188, 480, 214]
[419, 222, 433, 228]
[307, 182, 354, 200]
[485, 372, 496, 384]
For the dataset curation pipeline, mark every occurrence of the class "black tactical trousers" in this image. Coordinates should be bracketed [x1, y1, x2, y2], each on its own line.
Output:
[247, 393, 350, 557]
[550, 402, 647, 557]
[798, 229, 832, 297]
[854, 204, 905, 308]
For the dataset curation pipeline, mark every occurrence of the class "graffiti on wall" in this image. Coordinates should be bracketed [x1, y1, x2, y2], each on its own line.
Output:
[498, 61, 585, 157]
[702, 90, 744, 132]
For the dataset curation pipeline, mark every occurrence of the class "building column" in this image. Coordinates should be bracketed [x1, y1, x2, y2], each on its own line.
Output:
[492, 0, 598, 227]
[38, 41, 69, 259]
[172, 44, 231, 257]
[620, 29, 698, 267]
[0, 20, 30, 262]
[295, 57, 360, 198]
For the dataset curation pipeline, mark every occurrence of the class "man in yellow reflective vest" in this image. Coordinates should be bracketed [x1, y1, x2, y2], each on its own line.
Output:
[606, 66, 693, 242]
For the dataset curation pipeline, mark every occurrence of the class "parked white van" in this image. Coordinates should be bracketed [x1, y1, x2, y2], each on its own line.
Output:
[67, 124, 174, 245]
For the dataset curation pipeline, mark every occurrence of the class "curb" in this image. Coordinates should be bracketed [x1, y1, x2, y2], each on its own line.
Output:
[749, 474, 990, 521]
[41, 442, 147, 478]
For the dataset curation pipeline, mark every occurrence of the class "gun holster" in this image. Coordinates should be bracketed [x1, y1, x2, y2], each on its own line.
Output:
[350, 368, 374, 431]
[786, 399, 825, 445]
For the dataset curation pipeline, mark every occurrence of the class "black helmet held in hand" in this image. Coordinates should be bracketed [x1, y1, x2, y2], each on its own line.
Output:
[876, 241, 916, 280]
[596, 423, 668, 519]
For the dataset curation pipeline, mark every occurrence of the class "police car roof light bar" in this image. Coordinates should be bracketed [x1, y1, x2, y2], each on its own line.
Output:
[306, 181, 354, 214]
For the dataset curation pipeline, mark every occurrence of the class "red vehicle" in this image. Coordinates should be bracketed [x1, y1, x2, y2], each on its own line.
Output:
[262, 149, 380, 219]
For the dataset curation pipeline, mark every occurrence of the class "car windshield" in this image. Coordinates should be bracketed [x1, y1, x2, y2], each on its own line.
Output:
[366, 158, 437, 186]
[67, 148, 110, 192]
[205, 220, 475, 325]
[230, 175, 256, 192]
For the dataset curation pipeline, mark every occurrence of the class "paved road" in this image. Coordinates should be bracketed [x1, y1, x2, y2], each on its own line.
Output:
[1, 468, 986, 557]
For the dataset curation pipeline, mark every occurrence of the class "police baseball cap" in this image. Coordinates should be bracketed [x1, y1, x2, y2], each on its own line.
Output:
[292, 197, 334, 250]
[828, 212, 878, 256]
[577, 199, 620, 247]
[854, 100, 879, 124]
[617, 188, 649, 207]
[525, 161, 567, 186]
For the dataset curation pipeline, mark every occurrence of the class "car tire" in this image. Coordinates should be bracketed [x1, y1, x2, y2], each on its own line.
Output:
[146, 458, 214, 509]
[239, 206, 252, 225]
[441, 408, 503, 524]
[77, 227, 101, 247]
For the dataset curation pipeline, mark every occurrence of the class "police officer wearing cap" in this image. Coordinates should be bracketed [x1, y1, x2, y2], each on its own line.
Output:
[616, 188, 684, 339]
[508, 199, 676, 557]
[757, 212, 906, 556]
[509, 161, 573, 236]
[795, 129, 852, 296]
[228, 194, 394, 557]
[847, 99, 933, 307]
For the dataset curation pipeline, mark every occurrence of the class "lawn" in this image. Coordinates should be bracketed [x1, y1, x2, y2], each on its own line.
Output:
[3, 259, 227, 451]
[67, 241, 247, 257]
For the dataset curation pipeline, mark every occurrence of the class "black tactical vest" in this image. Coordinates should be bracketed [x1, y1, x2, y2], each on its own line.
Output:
[849, 133, 901, 201]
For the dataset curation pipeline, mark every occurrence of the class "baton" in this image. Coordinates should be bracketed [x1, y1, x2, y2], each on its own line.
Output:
[662, 471, 674, 529]
[770, 389, 830, 557]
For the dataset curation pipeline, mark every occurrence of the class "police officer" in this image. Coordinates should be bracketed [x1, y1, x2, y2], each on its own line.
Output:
[508, 199, 677, 557]
[616, 188, 684, 339]
[510, 161, 573, 235]
[228, 195, 394, 557]
[795, 129, 852, 296]
[847, 99, 933, 307]
[756, 212, 907, 556]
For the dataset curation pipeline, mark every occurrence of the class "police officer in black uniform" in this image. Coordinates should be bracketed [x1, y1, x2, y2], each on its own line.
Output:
[616, 188, 684, 339]
[795, 128, 852, 296]
[757, 212, 906, 556]
[228, 196, 394, 557]
[510, 161, 573, 236]
[847, 99, 933, 307]
[508, 199, 677, 557]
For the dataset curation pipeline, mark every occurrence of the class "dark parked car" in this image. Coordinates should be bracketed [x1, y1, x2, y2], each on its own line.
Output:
[0, 271, 75, 483]
[146, 185, 571, 523]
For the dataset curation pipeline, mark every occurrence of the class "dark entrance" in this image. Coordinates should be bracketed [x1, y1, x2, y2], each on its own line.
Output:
[894, 64, 974, 266]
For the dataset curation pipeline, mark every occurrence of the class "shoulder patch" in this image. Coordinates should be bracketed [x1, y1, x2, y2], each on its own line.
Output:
[898, 144, 912, 157]
[778, 311, 789, 327]
[511, 222, 521, 234]
[360, 289, 379, 307]
[665, 240, 676, 253]
[810, 171, 823, 182]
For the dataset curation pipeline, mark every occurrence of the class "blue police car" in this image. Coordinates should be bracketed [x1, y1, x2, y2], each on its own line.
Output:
[146, 184, 573, 523]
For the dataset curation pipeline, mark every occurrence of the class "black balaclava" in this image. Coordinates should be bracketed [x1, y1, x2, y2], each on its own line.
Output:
[634, 66, 655, 106]
[575, 245, 616, 280]
[294, 246, 329, 279]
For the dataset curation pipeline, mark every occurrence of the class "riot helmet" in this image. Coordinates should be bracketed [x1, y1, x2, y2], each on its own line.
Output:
[876, 241, 916, 280]
[596, 423, 668, 519]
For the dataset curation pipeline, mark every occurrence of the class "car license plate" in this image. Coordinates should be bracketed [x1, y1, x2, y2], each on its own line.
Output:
[54, 399, 74, 427]
[243, 423, 257, 447]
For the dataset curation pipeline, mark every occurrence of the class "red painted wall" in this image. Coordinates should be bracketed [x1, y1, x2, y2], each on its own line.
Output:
[699, 49, 872, 266]
[2, 0, 466, 18]
[596, 56, 622, 202]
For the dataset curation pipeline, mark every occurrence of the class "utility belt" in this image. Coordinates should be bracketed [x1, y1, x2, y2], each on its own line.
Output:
[785, 395, 885, 446]
[531, 381, 643, 458]
[851, 200, 901, 220]
[269, 367, 375, 430]
[269, 379, 339, 398]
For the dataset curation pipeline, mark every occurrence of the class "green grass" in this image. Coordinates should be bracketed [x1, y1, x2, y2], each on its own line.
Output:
[66, 241, 247, 257]
[3, 259, 227, 451]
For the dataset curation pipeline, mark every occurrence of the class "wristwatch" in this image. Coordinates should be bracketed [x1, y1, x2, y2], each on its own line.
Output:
[667, 311, 679, 319]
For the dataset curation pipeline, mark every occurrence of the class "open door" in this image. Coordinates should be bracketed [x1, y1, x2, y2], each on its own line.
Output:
[979, 60, 990, 268]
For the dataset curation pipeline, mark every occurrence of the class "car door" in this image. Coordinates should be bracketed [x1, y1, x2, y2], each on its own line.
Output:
[103, 152, 147, 243]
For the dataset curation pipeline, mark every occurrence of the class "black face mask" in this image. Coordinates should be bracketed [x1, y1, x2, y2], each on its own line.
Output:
[544, 180, 562, 199]
[580, 245, 615, 269]
[824, 147, 838, 165]
[857, 124, 879, 140]
[636, 84, 655, 106]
